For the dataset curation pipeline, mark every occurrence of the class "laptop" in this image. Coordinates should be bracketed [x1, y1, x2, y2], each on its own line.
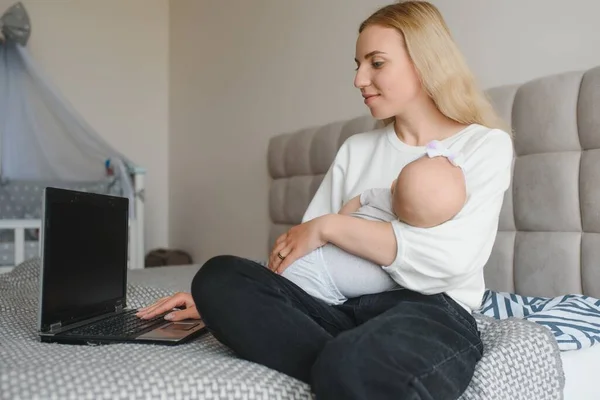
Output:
[38, 187, 206, 345]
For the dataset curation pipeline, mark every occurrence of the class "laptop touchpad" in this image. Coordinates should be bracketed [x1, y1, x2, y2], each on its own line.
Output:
[164, 322, 199, 331]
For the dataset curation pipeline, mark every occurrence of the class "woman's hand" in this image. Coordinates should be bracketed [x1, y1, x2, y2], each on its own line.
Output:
[268, 215, 330, 274]
[135, 292, 200, 322]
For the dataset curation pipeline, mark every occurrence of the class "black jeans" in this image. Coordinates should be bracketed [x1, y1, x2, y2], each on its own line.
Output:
[191, 255, 483, 400]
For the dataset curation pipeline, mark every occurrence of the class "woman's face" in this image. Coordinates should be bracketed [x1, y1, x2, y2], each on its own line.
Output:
[354, 25, 422, 120]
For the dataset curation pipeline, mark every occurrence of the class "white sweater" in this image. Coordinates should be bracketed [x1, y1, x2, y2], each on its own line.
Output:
[302, 122, 514, 312]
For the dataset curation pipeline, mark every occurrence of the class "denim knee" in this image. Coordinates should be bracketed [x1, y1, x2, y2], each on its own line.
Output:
[191, 255, 243, 308]
[311, 332, 417, 400]
[311, 334, 371, 398]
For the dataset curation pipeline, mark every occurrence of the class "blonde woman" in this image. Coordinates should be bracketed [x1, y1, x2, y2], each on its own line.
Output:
[138, 2, 513, 398]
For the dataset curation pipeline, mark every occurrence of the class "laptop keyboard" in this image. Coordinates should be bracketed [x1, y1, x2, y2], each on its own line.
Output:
[64, 310, 166, 338]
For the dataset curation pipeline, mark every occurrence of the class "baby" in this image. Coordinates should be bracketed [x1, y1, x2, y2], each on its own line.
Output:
[279, 140, 467, 305]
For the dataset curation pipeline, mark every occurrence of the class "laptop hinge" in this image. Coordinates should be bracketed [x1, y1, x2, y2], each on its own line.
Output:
[49, 322, 62, 333]
[115, 304, 124, 313]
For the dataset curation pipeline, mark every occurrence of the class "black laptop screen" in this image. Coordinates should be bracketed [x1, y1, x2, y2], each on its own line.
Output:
[40, 188, 129, 331]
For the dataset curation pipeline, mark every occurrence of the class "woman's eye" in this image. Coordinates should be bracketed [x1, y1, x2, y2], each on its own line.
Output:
[354, 61, 383, 71]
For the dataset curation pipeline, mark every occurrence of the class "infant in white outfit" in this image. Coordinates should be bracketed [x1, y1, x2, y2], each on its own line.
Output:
[279, 140, 467, 305]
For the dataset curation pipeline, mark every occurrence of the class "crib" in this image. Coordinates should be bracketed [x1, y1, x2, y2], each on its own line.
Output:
[0, 3, 149, 273]
[0, 168, 146, 273]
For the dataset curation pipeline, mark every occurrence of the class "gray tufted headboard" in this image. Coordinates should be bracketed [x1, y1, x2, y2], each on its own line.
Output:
[267, 65, 600, 298]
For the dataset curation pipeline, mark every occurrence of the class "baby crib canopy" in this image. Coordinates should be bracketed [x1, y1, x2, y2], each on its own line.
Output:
[0, 2, 140, 216]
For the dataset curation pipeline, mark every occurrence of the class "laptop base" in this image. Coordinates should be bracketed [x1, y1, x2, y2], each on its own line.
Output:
[40, 319, 207, 346]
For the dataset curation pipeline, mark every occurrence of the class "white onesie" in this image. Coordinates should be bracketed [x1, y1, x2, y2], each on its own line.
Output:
[280, 187, 401, 305]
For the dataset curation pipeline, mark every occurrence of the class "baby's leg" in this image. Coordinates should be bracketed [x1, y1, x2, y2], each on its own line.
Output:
[320, 244, 400, 299]
[280, 249, 348, 306]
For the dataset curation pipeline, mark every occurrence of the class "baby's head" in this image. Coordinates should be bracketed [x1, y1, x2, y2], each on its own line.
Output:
[391, 151, 466, 228]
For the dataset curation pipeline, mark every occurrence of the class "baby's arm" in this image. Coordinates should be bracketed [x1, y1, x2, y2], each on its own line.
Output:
[338, 195, 361, 215]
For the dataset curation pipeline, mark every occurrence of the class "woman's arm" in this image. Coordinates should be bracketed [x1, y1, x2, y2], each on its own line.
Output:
[322, 214, 397, 265]
[302, 144, 350, 222]
[271, 191, 391, 270]
[268, 213, 395, 273]
[269, 139, 352, 271]
[271, 130, 513, 294]
[317, 130, 514, 296]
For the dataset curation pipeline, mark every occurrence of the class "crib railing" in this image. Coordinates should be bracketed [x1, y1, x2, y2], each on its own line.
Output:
[0, 218, 142, 273]
[0, 219, 42, 273]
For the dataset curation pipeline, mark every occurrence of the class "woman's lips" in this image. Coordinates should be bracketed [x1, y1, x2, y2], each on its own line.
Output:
[363, 94, 380, 105]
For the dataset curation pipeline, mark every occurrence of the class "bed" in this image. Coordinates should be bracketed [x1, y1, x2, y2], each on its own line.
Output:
[2, 65, 600, 399]
[562, 344, 600, 399]
[127, 267, 600, 400]
[127, 268, 600, 400]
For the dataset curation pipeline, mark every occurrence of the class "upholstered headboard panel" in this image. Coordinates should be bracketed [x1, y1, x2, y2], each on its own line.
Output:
[267, 65, 600, 298]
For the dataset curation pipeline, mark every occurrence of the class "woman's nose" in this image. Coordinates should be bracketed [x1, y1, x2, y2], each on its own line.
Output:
[354, 67, 370, 89]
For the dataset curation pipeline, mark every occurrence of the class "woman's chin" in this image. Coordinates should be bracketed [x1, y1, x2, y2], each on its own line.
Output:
[367, 107, 394, 120]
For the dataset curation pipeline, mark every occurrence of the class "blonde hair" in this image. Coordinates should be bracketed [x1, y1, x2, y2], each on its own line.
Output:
[360, 1, 511, 133]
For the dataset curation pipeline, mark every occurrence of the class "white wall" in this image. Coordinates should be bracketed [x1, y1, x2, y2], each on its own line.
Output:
[4, 1, 596, 265]
[169, 0, 600, 266]
[0, 0, 170, 253]
[432, 0, 600, 88]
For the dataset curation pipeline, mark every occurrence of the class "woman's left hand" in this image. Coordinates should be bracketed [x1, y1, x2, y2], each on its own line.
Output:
[268, 215, 331, 274]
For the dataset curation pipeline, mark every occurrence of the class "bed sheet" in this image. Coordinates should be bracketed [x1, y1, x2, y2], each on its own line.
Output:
[561, 344, 600, 399]
[1, 259, 565, 400]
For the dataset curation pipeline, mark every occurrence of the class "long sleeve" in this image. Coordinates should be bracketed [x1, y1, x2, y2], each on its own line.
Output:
[382, 130, 514, 296]
[302, 143, 349, 222]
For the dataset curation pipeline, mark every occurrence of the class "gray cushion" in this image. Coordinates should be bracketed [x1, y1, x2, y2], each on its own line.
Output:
[268, 65, 600, 299]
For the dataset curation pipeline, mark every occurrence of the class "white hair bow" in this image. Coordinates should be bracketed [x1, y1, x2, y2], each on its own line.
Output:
[425, 140, 464, 167]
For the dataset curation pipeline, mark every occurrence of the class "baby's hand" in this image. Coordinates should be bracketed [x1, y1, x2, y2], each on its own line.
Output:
[426, 140, 464, 167]
[338, 195, 362, 215]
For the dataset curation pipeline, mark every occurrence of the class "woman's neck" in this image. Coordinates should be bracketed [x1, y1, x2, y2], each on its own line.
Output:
[393, 96, 467, 146]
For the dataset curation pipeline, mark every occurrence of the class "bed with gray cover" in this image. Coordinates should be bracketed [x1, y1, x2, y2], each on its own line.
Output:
[3, 64, 600, 399]
[0, 259, 563, 400]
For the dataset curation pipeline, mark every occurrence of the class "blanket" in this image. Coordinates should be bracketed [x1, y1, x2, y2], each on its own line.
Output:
[1, 259, 565, 400]
[479, 290, 600, 351]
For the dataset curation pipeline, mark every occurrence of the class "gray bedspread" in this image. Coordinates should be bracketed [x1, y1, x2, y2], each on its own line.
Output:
[1, 259, 564, 400]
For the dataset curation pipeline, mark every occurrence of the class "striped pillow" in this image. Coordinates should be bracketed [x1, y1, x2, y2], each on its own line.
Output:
[478, 291, 600, 351]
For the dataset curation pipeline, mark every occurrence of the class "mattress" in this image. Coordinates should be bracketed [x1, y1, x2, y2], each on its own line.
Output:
[133, 265, 598, 399]
[561, 344, 600, 399]
[2, 259, 565, 400]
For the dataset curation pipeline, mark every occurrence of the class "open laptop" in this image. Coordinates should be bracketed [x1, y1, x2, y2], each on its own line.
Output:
[38, 187, 206, 345]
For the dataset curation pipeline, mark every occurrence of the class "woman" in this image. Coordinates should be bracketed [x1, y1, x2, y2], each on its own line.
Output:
[137, 2, 513, 399]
